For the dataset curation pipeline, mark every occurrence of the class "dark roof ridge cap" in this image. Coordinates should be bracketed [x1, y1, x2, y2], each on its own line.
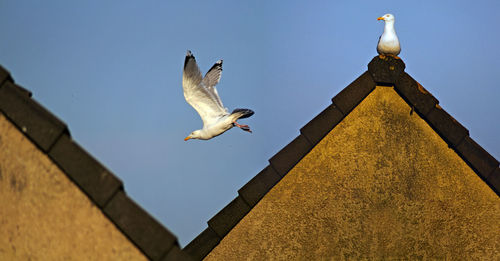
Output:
[0, 81, 68, 152]
[367, 55, 406, 84]
[0, 66, 33, 98]
[0, 65, 14, 86]
[386, 64, 499, 195]
[103, 189, 187, 260]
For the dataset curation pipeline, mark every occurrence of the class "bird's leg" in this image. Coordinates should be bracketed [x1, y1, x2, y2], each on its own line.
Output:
[387, 54, 401, 59]
[233, 121, 252, 133]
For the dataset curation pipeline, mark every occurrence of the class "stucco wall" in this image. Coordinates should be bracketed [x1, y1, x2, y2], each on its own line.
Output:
[0, 113, 147, 260]
[205, 86, 500, 260]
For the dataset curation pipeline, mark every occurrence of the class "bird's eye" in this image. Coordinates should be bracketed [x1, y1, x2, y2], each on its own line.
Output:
[386, 15, 390, 17]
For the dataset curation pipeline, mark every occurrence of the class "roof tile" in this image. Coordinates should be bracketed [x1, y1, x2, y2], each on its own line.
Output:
[0, 65, 13, 85]
[183, 227, 221, 261]
[300, 104, 344, 145]
[14, 85, 33, 97]
[367, 55, 406, 84]
[238, 165, 281, 207]
[48, 134, 123, 207]
[161, 246, 193, 261]
[269, 134, 313, 177]
[332, 71, 376, 115]
[455, 136, 499, 179]
[0, 81, 67, 152]
[486, 167, 499, 195]
[394, 72, 438, 116]
[103, 190, 178, 261]
[426, 105, 469, 147]
[207, 196, 250, 238]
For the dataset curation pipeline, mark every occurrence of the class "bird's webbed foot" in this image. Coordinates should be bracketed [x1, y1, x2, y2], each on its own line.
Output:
[233, 121, 252, 133]
[386, 54, 401, 59]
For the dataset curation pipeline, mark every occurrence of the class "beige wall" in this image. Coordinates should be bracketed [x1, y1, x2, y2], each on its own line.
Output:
[0, 113, 147, 261]
[205, 87, 500, 260]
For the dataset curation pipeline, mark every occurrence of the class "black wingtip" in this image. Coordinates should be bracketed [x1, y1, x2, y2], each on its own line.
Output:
[207, 59, 223, 73]
[184, 50, 195, 69]
[232, 108, 254, 119]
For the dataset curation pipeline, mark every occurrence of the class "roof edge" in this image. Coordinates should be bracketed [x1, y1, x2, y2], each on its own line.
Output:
[0, 66, 192, 261]
[182, 56, 499, 260]
[182, 68, 379, 260]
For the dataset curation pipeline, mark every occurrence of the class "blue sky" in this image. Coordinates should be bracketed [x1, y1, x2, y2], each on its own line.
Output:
[1, 1, 498, 246]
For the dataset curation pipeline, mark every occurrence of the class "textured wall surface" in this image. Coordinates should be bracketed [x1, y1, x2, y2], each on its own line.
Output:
[205, 87, 500, 260]
[0, 113, 147, 261]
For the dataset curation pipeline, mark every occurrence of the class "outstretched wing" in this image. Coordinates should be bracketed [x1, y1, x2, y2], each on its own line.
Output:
[201, 60, 225, 109]
[182, 51, 227, 127]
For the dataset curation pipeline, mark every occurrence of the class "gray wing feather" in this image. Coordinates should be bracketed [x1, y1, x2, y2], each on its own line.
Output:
[202, 60, 222, 87]
[182, 51, 227, 127]
[183, 50, 202, 86]
[201, 60, 224, 109]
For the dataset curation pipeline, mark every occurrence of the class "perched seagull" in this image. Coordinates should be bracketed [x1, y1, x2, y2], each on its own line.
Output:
[182, 50, 254, 141]
[377, 13, 401, 59]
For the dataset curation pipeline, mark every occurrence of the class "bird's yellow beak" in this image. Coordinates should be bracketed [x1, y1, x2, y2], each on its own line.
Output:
[184, 136, 192, 141]
[377, 17, 385, 21]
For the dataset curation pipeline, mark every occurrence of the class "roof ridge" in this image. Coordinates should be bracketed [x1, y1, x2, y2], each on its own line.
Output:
[2, 58, 497, 261]
[182, 56, 499, 260]
[0, 65, 192, 261]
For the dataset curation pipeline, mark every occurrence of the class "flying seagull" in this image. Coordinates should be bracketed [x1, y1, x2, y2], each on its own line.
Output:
[182, 50, 254, 141]
[377, 13, 401, 59]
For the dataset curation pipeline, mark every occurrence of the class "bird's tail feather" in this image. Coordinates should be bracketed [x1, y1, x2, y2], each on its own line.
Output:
[231, 108, 254, 120]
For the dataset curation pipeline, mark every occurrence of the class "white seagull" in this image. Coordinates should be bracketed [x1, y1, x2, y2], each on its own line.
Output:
[377, 13, 401, 59]
[182, 50, 254, 141]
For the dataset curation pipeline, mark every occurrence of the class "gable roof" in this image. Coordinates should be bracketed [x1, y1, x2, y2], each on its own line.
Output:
[0, 66, 192, 261]
[182, 56, 500, 260]
[2, 56, 498, 260]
